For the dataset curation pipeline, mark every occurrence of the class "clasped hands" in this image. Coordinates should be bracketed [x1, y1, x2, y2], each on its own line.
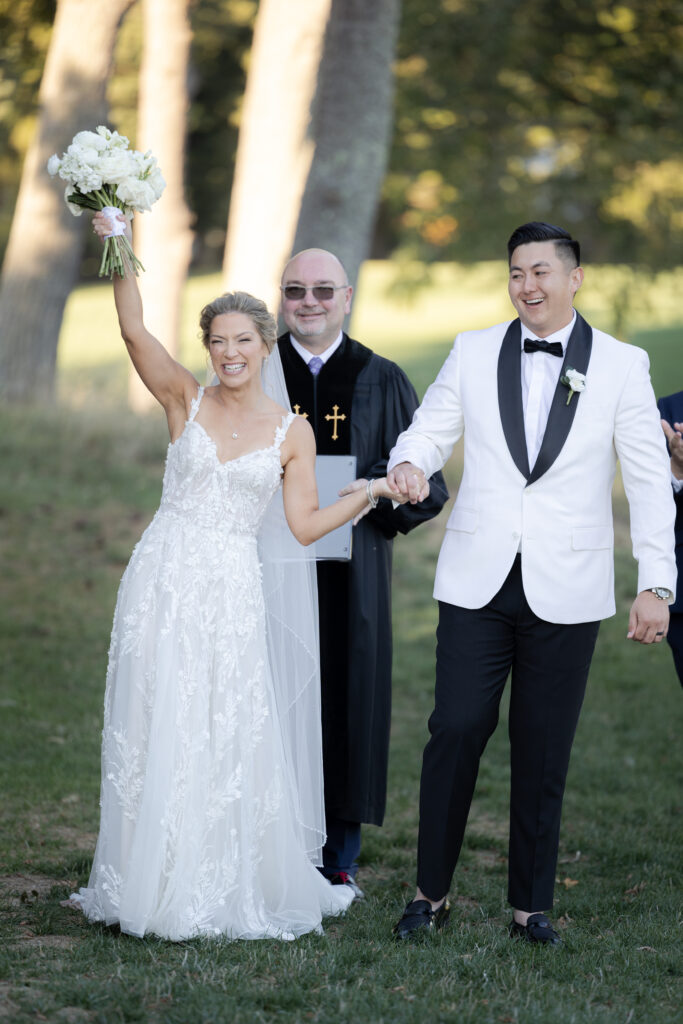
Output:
[339, 463, 430, 524]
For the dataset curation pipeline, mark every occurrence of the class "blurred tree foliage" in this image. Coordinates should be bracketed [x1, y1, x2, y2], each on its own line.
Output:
[0, 0, 255, 268]
[1, 0, 681, 270]
[184, 0, 256, 264]
[107, 0, 257, 267]
[385, 0, 683, 266]
[0, 0, 56, 251]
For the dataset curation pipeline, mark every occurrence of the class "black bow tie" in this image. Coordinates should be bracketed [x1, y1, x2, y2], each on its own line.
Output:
[523, 338, 563, 357]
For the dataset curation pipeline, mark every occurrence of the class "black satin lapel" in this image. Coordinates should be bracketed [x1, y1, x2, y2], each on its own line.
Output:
[527, 312, 593, 486]
[497, 319, 530, 480]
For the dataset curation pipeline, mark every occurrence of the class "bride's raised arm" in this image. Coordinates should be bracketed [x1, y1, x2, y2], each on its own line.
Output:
[93, 211, 196, 419]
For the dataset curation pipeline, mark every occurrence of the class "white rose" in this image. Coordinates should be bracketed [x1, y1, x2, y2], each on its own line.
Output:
[72, 130, 107, 152]
[66, 142, 99, 166]
[97, 150, 136, 185]
[115, 177, 156, 212]
[565, 369, 586, 392]
[47, 154, 61, 176]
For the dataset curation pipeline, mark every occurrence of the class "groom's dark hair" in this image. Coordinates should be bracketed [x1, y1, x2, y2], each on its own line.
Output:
[507, 222, 580, 268]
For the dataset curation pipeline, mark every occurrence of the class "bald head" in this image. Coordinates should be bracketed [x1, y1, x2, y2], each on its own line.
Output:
[281, 248, 349, 285]
[280, 248, 353, 353]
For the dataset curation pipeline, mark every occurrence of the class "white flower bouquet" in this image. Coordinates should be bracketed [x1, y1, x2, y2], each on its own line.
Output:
[47, 126, 165, 278]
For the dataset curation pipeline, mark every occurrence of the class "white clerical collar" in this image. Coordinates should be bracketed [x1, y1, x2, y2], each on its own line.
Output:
[520, 310, 577, 352]
[289, 331, 344, 366]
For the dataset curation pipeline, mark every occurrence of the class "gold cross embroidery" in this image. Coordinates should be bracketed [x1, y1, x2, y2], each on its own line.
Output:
[324, 404, 346, 441]
[292, 404, 309, 419]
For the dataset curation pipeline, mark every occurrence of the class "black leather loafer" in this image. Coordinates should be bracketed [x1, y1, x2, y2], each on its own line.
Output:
[509, 912, 562, 945]
[393, 898, 450, 940]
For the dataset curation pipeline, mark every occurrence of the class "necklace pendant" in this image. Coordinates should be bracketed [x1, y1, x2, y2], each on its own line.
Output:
[232, 431, 239, 439]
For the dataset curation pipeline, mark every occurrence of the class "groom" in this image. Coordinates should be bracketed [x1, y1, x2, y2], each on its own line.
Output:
[388, 221, 676, 944]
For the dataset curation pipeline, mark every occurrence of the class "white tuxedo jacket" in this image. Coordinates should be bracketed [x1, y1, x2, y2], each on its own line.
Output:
[388, 313, 677, 624]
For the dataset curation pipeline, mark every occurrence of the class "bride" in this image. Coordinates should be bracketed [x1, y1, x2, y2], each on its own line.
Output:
[71, 211, 406, 941]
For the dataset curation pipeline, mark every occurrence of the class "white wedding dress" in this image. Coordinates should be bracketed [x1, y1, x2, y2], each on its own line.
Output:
[73, 387, 353, 940]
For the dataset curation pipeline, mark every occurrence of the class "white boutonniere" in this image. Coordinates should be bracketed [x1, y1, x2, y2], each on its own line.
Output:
[560, 367, 586, 406]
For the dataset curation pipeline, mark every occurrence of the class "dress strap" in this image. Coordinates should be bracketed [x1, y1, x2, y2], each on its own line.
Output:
[188, 385, 205, 423]
[273, 410, 297, 449]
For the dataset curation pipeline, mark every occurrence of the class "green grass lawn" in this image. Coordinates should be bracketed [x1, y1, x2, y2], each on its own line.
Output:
[1, 263, 682, 1023]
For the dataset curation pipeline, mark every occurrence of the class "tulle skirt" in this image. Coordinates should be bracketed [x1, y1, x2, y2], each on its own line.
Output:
[72, 515, 352, 940]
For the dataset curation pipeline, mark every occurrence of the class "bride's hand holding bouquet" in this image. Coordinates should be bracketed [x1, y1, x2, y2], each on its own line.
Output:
[92, 208, 130, 245]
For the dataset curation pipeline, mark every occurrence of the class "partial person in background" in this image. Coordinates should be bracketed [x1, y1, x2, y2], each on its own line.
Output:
[388, 221, 676, 945]
[277, 248, 448, 899]
[658, 391, 683, 685]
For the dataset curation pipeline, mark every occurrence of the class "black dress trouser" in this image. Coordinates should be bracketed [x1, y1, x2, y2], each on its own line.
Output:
[417, 555, 600, 911]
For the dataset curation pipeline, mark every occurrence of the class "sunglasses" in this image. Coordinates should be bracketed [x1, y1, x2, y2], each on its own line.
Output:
[281, 284, 348, 301]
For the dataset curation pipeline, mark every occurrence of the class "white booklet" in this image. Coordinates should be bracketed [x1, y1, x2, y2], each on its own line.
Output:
[314, 454, 357, 560]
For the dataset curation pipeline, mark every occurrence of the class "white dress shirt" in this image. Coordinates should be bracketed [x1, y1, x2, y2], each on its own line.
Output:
[521, 312, 577, 468]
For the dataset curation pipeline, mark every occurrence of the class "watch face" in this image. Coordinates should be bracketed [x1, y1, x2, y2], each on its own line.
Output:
[652, 588, 670, 599]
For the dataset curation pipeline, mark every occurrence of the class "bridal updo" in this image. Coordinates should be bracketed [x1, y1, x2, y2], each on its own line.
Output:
[199, 292, 277, 352]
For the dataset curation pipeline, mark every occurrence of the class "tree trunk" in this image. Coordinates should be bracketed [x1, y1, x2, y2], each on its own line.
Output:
[130, 0, 193, 413]
[292, 0, 401, 294]
[0, 0, 135, 403]
[221, 0, 333, 314]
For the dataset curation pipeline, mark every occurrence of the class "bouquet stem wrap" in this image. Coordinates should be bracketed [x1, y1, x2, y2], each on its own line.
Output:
[95, 204, 143, 278]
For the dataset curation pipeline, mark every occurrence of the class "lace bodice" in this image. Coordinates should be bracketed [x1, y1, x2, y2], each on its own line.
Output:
[158, 388, 294, 535]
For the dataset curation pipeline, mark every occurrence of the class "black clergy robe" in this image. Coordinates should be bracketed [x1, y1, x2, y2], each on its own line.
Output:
[278, 333, 449, 825]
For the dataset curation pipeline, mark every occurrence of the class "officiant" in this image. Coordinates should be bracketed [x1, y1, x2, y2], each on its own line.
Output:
[277, 248, 448, 897]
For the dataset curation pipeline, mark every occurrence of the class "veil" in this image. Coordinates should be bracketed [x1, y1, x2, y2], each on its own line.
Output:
[258, 345, 326, 864]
